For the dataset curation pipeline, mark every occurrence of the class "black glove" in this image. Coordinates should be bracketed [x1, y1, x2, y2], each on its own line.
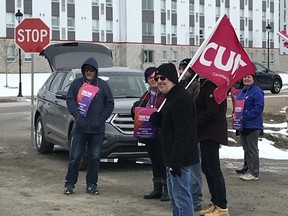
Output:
[149, 112, 162, 127]
[169, 167, 181, 177]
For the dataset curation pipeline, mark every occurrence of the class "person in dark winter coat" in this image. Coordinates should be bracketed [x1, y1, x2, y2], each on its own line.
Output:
[178, 58, 203, 212]
[131, 67, 169, 201]
[64, 57, 114, 195]
[235, 74, 264, 181]
[196, 78, 230, 216]
[149, 63, 199, 216]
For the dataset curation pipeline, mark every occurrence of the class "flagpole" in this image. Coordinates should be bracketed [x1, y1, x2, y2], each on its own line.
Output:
[277, 31, 288, 42]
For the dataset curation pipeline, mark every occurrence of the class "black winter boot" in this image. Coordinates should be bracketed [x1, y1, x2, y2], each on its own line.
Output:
[144, 178, 162, 199]
[160, 180, 170, 202]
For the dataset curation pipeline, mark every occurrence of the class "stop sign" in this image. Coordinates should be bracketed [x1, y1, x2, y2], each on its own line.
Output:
[15, 18, 50, 53]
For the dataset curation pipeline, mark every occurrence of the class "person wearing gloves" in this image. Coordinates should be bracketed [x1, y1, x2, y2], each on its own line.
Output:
[149, 63, 199, 216]
[131, 67, 169, 201]
[64, 57, 114, 195]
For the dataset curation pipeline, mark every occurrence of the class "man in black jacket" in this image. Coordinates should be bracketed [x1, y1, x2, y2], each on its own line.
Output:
[150, 63, 199, 216]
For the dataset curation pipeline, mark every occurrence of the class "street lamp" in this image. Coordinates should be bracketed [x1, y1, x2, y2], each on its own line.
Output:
[15, 9, 23, 97]
[266, 23, 272, 70]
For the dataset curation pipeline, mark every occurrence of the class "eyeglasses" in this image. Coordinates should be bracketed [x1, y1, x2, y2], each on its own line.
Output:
[154, 76, 167, 82]
[84, 67, 96, 73]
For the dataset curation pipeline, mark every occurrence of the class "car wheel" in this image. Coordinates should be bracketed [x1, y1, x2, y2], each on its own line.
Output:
[35, 116, 54, 154]
[271, 79, 281, 94]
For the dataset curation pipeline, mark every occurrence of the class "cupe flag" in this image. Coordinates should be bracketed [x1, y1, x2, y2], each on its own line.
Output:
[190, 14, 255, 104]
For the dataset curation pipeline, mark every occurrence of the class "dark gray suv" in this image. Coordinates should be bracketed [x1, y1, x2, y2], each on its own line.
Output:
[34, 42, 148, 160]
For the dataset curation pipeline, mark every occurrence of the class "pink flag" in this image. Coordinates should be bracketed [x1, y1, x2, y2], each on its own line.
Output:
[189, 14, 255, 104]
[278, 30, 288, 48]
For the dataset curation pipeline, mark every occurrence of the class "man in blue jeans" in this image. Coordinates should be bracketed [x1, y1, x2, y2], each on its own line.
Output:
[150, 63, 199, 216]
[64, 57, 114, 195]
[179, 59, 203, 211]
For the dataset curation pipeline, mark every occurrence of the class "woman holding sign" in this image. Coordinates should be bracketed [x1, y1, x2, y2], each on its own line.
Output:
[233, 74, 264, 181]
[131, 67, 168, 201]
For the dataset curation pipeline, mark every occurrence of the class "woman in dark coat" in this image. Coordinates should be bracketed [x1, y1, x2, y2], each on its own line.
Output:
[131, 67, 168, 201]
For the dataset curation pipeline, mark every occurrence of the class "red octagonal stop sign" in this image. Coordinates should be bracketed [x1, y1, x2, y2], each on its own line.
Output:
[15, 18, 50, 53]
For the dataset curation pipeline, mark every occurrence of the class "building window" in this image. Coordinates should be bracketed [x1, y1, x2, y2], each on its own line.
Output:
[106, 20, 113, 33]
[6, 46, 15, 62]
[161, 24, 166, 36]
[142, 22, 154, 36]
[92, 19, 99, 33]
[171, 0, 177, 13]
[143, 50, 154, 63]
[162, 50, 167, 63]
[190, 51, 195, 58]
[171, 25, 177, 37]
[199, 4, 204, 16]
[189, 3, 194, 15]
[92, 0, 99, 6]
[172, 51, 178, 63]
[262, 50, 266, 63]
[143, 0, 154, 10]
[67, 0, 74, 3]
[101, 3, 105, 15]
[52, 16, 60, 30]
[161, 0, 166, 12]
[61, 0, 65, 11]
[17, 0, 21, 7]
[106, 0, 112, 7]
[61, 27, 66, 40]
[189, 26, 194, 38]
[167, 10, 170, 20]
[6, 13, 15, 28]
[199, 28, 204, 39]
[67, 17, 75, 31]
[101, 30, 105, 41]
[24, 53, 32, 62]
[51, 0, 59, 2]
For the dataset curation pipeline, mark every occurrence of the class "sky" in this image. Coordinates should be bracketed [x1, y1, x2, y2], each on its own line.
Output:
[0, 72, 288, 160]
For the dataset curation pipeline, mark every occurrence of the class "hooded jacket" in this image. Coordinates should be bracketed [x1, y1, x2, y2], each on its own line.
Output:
[66, 57, 114, 134]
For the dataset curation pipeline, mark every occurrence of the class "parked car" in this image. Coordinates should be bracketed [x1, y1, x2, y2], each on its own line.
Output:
[34, 42, 148, 161]
[253, 62, 282, 94]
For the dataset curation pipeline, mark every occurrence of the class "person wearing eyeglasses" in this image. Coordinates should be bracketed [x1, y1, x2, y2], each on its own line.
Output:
[64, 57, 114, 195]
[131, 67, 169, 201]
[149, 63, 199, 216]
[178, 58, 203, 212]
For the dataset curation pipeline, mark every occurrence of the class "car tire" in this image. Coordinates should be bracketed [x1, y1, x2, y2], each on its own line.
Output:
[35, 116, 54, 154]
[271, 78, 281, 94]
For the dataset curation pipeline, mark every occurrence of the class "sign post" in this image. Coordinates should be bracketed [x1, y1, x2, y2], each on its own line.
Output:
[14, 18, 50, 145]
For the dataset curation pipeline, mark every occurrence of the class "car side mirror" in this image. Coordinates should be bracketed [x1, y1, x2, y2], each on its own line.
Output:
[55, 90, 67, 100]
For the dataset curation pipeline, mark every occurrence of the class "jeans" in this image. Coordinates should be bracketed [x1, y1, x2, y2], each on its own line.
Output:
[166, 166, 194, 216]
[240, 130, 260, 177]
[190, 144, 202, 205]
[190, 163, 202, 205]
[65, 132, 104, 189]
[200, 139, 227, 209]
